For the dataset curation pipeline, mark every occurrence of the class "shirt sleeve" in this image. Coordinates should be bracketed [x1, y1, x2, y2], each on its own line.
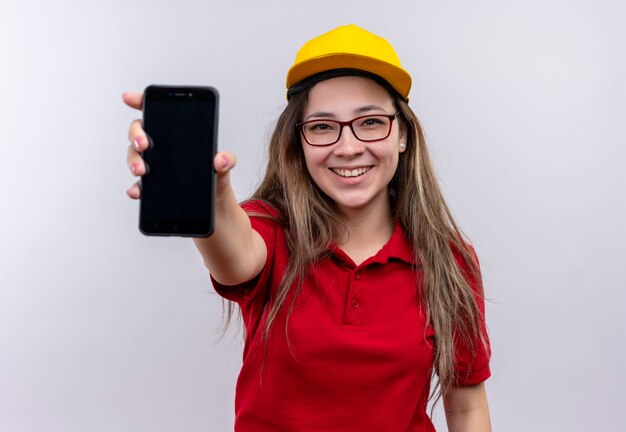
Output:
[210, 200, 279, 305]
[452, 244, 492, 386]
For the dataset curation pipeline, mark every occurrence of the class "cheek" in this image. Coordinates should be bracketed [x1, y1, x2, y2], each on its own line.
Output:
[301, 147, 331, 190]
[379, 151, 402, 184]
[302, 146, 327, 173]
[376, 147, 400, 170]
[388, 156, 400, 178]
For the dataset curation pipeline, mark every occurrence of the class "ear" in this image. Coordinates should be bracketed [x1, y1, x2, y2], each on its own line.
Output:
[398, 120, 408, 153]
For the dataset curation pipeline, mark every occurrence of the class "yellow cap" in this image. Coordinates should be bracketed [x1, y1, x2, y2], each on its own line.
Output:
[286, 25, 412, 100]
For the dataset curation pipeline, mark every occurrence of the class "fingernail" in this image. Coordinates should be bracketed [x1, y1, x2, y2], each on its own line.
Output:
[134, 137, 141, 150]
[221, 155, 228, 168]
[130, 163, 137, 174]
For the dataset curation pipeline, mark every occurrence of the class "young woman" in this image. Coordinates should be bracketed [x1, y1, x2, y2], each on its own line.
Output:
[124, 25, 492, 432]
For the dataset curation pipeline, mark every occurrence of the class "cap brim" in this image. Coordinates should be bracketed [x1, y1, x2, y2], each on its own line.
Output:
[286, 53, 411, 100]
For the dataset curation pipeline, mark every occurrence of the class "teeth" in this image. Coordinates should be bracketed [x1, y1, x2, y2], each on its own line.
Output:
[333, 167, 371, 178]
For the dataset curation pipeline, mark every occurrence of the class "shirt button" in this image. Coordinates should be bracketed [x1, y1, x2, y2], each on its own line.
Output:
[354, 273, 361, 280]
[351, 299, 360, 309]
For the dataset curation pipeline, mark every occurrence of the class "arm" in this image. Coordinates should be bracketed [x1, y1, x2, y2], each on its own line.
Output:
[191, 155, 267, 285]
[123, 92, 267, 286]
[443, 382, 492, 432]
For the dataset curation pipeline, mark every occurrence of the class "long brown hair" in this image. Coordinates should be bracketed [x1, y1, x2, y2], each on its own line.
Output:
[228, 84, 487, 403]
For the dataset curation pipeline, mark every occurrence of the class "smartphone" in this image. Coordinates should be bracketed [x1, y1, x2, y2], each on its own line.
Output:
[139, 85, 219, 237]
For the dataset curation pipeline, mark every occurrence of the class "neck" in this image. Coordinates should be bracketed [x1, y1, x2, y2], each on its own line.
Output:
[336, 192, 395, 264]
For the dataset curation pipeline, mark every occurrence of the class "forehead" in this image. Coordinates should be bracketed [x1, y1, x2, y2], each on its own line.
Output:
[304, 76, 395, 117]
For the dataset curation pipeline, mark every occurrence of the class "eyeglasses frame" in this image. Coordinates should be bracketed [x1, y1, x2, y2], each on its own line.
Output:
[296, 112, 400, 147]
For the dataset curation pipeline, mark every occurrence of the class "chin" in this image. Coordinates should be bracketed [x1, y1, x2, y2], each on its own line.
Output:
[330, 191, 385, 212]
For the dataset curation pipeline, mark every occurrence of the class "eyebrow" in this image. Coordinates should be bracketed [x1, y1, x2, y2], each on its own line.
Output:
[304, 105, 389, 121]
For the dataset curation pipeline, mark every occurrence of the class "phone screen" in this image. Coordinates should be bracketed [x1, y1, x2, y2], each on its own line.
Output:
[139, 85, 218, 237]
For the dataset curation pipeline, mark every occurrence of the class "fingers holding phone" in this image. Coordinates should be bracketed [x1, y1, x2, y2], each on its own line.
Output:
[127, 120, 148, 167]
[125, 91, 160, 201]
[125, 118, 148, 199]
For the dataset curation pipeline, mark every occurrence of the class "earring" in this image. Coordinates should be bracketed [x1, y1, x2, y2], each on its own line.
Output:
[399, 142, 406, 151]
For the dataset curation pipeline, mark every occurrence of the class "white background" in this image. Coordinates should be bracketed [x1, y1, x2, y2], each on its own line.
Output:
[1, 0, 625, 431]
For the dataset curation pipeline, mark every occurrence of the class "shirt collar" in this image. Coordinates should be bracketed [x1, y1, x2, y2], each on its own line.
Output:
[328, 222, 417, 268]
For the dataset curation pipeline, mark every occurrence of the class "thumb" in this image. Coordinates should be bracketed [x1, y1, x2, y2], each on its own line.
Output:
[214, 151, 237, 175]
[213, 151, 238, 197]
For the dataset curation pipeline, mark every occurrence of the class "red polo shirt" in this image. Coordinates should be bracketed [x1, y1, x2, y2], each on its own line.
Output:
[212, 200, 491, 432]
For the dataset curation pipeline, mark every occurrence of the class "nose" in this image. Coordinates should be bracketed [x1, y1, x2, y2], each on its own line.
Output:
[333, 124, 365, 158]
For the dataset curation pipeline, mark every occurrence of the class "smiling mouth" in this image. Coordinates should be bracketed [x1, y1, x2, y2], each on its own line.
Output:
[331, 166, 373, 178]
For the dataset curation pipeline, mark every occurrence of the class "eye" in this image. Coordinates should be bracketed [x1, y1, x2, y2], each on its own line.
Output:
[359, 116, 386, 128]
[306, 121, 337, 134]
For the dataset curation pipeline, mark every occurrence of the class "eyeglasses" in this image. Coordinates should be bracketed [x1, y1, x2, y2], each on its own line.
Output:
[296, 113, 399, 146]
